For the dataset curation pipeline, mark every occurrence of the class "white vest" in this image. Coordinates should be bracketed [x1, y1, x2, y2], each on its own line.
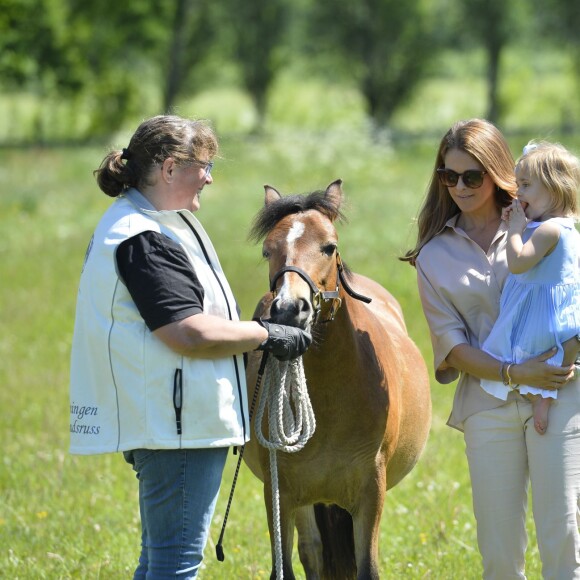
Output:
[69, 190, 249, 454]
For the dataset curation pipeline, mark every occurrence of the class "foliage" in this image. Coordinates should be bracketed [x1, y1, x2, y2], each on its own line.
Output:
[531, 0, 580, 42]
[309, 0, 440, 131]
[0, 0, 168, 136]
[456, 0, 528, 122]
[219, 0, 288, 132]
[161, 0, 218, 112]
[64, 0, 174, 136]
[2, 0, 580, 139]
[0, 0, 82, 93]
[0, 0, 218, 137]
[532, 0, 580, 90]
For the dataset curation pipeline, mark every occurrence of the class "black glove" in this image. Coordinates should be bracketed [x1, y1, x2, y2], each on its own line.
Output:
[255, 319, 312, 361]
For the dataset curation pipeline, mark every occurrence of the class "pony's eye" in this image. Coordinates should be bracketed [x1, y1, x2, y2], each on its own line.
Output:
[322, 244, 336, 257]
[262, 249, 271, 259]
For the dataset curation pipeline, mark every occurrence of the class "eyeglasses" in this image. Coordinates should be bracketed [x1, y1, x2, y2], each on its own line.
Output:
[193, 159, 214, 177]
[437, 168, 488, 189]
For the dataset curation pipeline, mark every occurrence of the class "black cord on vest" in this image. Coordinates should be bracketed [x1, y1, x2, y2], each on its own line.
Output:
[173, 369, 183, 435]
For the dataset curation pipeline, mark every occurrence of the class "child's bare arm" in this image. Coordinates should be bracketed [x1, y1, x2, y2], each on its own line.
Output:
[507, 216, 560, 274]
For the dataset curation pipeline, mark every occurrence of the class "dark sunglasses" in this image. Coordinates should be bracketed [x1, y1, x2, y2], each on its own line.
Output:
[437, 167, 488, 189]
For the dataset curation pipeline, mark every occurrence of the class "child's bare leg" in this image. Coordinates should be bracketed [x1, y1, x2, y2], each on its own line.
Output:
[530, 338, 578, 434]
[532, 397, 551, 435]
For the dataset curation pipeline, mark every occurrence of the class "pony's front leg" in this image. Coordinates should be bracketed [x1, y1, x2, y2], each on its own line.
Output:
[352, 483, 385, 580]
[264, 483, 297, 580]
[295, 505, 323, 579]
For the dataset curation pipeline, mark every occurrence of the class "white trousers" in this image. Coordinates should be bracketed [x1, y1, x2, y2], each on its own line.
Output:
[464, 378, 580, 580]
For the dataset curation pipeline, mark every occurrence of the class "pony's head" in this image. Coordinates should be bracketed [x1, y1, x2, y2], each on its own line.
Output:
[249, 180, 347, 329]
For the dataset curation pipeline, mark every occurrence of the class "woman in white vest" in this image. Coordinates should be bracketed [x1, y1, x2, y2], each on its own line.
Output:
[69, 115, 311, 579]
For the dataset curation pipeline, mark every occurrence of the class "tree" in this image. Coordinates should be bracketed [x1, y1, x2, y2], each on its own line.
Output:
[309, 0, 439, 133]
[220, 0, 288, 132]
[162, 0, 217, 113]
[65, 0, 175, 136]
[531, 0, 580, 127]
[0, 0, 83, 91]
[0, 0, 228, 140]
[457, 0, 525, 124]
[0, 0, 93, 142]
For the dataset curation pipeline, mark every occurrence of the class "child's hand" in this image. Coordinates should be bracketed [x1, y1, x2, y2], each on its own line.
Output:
[506, 199, 527, 232]
[501, 205, 513, 222]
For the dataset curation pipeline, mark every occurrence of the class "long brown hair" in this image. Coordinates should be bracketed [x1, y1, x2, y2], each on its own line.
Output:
[94, 115, 218, 198]
[401, 119, 517, 265]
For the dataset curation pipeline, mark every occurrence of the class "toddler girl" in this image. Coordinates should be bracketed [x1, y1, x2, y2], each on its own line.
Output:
[481, 141, 580, 434]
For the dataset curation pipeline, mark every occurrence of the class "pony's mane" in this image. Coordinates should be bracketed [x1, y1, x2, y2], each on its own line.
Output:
[249, 190, 347, 242]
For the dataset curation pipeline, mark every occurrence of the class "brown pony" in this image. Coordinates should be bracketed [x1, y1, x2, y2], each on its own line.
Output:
[243, 180, 431, 579]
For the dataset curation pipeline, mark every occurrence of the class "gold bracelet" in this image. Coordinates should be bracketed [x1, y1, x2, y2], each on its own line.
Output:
[504, 363, 514, 387]
[499, 362, 507, 383]
[505, 363, 520, 390]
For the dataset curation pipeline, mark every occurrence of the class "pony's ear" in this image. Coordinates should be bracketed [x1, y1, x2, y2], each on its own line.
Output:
[264, 185, 282, 206]
[324, 179, 343, 218]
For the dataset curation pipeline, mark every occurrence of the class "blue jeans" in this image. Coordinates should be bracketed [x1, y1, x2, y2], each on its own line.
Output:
[124, 447, 229, 579]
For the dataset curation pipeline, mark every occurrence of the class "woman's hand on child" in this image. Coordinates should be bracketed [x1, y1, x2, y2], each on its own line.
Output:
[513, 347, 576, 390]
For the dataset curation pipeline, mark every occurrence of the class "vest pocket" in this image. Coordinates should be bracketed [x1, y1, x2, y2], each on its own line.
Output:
[173, 368, 183, 435]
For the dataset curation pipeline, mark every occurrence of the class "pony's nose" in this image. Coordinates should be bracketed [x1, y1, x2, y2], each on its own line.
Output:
[270, 296, 312, 327]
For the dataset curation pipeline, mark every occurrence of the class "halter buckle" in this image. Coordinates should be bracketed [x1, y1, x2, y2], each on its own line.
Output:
[311, 292, 322, 323]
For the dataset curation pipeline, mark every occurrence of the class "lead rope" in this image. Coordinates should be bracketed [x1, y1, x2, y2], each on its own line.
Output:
[215, 352, 269, 563]
[215, 354, 315, 580]
[254, 356, 316, 580]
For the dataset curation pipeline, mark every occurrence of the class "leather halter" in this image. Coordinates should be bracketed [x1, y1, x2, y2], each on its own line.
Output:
[269, 252, 372, 323]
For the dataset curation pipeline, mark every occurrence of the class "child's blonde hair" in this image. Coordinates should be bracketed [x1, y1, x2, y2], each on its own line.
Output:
[516, 140, 580, 219]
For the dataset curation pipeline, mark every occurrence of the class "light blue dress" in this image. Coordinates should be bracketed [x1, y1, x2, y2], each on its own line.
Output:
[481, 217, 580, 400]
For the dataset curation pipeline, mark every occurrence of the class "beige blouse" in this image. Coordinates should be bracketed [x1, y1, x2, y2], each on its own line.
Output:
[416, 215, 512, 431]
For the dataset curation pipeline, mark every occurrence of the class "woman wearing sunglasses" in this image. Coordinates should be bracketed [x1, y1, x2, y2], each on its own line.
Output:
[69, 115, 312, 578]
[402, 118, 580, 579]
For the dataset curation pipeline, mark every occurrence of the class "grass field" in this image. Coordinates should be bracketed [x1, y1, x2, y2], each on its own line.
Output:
[2, 72, 580, 577]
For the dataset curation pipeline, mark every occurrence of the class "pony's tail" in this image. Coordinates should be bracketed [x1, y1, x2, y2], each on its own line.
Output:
[314, 503, 357, 579]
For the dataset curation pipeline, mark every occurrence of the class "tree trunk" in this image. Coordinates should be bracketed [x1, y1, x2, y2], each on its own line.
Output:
[163, 0, 194, 113]
[486, 42, 502, 124]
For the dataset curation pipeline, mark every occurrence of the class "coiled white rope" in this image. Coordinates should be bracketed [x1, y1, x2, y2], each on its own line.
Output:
[254, 355, 316, 580]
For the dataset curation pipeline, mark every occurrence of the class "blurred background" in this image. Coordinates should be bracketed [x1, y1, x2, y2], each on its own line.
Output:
[2, 0, 580, 577]
[1, 0, 579, 143]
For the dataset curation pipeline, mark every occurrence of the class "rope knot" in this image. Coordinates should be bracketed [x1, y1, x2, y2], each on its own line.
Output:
[255, 356, 315, 453]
